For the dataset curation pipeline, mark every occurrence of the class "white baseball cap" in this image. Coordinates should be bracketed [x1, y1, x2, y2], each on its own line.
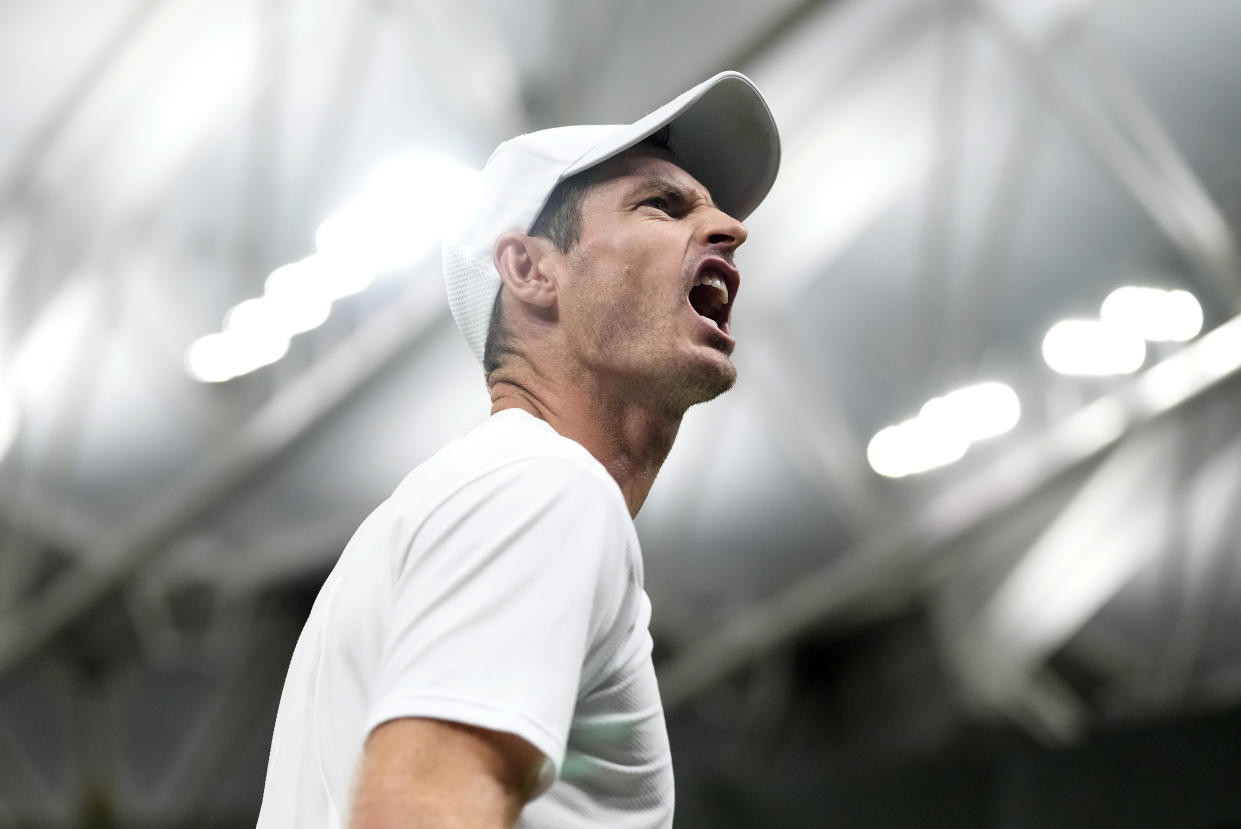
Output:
[442, 70, 781, 363]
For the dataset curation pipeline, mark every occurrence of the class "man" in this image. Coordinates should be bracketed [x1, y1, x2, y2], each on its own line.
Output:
[258, 71, 780, 828]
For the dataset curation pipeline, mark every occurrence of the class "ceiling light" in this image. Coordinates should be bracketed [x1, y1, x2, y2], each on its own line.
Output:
[1042, 319, 1146, 376]
[919, 382, 1021, 444]
[185, 327, 289, 384]
[266, 254, 374, 305]
[241, 266, 334, 337]
[868, 417, 970, 478]
[188, 154, 479, 384]
[185, 332, 238, 384]
[229, 290, 329, 339]
[315, 154, 479, 272]
[1100, 286, 1202, 342]
[869, 382, 1022, 478]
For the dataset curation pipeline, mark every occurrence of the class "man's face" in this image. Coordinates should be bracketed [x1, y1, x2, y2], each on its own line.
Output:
[552, 145, 748, 410]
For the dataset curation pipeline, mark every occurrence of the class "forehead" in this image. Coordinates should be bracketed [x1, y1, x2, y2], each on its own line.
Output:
[585, 144, 715, 205]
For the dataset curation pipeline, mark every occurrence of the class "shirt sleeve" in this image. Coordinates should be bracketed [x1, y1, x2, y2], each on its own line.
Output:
[364, 455, 629, 795]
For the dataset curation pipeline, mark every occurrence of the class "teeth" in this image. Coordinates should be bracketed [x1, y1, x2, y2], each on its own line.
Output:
[693, 272, 729, 304]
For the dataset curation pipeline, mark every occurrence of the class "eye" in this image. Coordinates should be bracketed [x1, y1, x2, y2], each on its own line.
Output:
[640, 196, 671, 213]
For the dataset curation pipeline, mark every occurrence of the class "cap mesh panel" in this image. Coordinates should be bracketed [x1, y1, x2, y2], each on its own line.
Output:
[443, 240, 500, 362]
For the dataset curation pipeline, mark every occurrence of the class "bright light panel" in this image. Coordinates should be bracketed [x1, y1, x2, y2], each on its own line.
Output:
[868, 381, 1021, 478]
[184, 328, 290, 384]
[315, 155, 480, 272]
[1100, 286, 1202, 343]
[267, 254, 374, 305]
[187, 153, 479, 384]
[868, 418, 969, 478]
[1043, 319, 1146, 376]
[920, 382, 1022, 443]
[231, 286, 328, 338]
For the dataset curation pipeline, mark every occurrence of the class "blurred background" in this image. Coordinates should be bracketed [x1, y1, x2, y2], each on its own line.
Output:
[2, 0, 1241, 826]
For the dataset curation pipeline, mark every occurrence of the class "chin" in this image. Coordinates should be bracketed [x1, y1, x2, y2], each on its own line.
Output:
[668, 349, 737, 410]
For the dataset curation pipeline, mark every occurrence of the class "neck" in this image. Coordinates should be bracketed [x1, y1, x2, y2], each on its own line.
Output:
[489, 365, 683, 518]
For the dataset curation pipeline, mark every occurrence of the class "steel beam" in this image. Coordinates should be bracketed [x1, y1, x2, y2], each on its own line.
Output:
[938, 77, 1045, 378]
[940, 422, 1176, 738]
[736, 318, 888, 532]
[0, 0, 872, 675]
[2, 0, 364, 375]
[0, 707, 57, 823]
[0, 0, 389, 622]
[1150, 427, 1241, 703]
[1076, 22, 1241, 293]
[0, 0, 165, 215]
[0, 476, 98, 556]
[909, 2, 966, 389]
[658, 309, 1241, 710]
[150, 615, 296, 819]
[0, 0, 202, 336]
[0, 270, 119, 609]
[291, 0, 386, 215]
[386, 0, 526, 141]
[963, 0, 1241, 310]
[0, 269, 448, 676]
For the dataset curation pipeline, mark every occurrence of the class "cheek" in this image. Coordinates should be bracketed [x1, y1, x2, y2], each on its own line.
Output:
[567, 235, 684, 342]
[561, 256, 631, 345]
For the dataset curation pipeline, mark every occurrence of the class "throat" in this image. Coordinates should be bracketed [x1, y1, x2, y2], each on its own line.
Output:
[555, 384, 686, 518]
[688, 284, 725, 326]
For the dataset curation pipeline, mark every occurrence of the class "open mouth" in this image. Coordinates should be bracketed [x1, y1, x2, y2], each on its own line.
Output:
[688, 258, 739, 334]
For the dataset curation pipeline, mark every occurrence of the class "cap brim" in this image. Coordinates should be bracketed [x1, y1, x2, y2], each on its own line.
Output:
[564, 71, 781, 221]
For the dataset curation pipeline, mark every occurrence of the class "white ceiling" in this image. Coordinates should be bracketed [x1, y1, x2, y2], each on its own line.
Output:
[2, 0, 1241, 821]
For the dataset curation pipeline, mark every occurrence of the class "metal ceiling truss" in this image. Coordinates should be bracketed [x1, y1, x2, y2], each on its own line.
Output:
[658, 308, 1241, 714]
[0, 0, 396, 663]
[736, 322, 888, 533]
[0, 264, 448, 676]
[909, 0, 969, 390]
[0, 1, 1235, 792]
[658, 0, 1241, 731]
[0, 0, 838, 676]
[936, 420, 1179, 741]
[0, 710, 58, 825]
[0, 0, 164, 224]
[1144, 417, 1241, 707]
[963, 0, 1241, 310]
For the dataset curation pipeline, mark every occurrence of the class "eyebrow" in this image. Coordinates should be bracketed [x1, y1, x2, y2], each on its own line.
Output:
[627, 176, 716, 210]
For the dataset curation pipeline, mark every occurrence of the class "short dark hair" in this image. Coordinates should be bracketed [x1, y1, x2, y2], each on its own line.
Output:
[482, 130, 675, 380]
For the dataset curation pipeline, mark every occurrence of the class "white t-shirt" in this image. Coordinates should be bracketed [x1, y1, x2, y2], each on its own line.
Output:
[257, 409, 673, 828]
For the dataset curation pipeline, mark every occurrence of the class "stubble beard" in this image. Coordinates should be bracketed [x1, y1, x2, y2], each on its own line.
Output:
[674, 349, 737, 410]
[570, 263, 737, 415]
[593, 333, 738, 418]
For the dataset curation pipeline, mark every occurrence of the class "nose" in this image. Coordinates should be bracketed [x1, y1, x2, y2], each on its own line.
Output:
[699, 206, 748, 251]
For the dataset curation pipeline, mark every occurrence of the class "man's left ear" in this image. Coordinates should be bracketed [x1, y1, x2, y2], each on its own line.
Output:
[494, 232, 558, 310]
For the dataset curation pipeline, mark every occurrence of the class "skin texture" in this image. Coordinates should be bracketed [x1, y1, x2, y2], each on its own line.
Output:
[350, 718, 542, 829]
[489, 145, 748, 517]
[349, 145, 748, 828]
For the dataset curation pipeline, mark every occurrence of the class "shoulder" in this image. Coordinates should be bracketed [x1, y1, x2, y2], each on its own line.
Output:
[429, 453, 630, 549]
[423, 409, 625, 514]
[405, 412, 633, 568]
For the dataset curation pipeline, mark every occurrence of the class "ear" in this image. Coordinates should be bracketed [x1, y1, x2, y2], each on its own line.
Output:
[494, 232, 558, 309]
